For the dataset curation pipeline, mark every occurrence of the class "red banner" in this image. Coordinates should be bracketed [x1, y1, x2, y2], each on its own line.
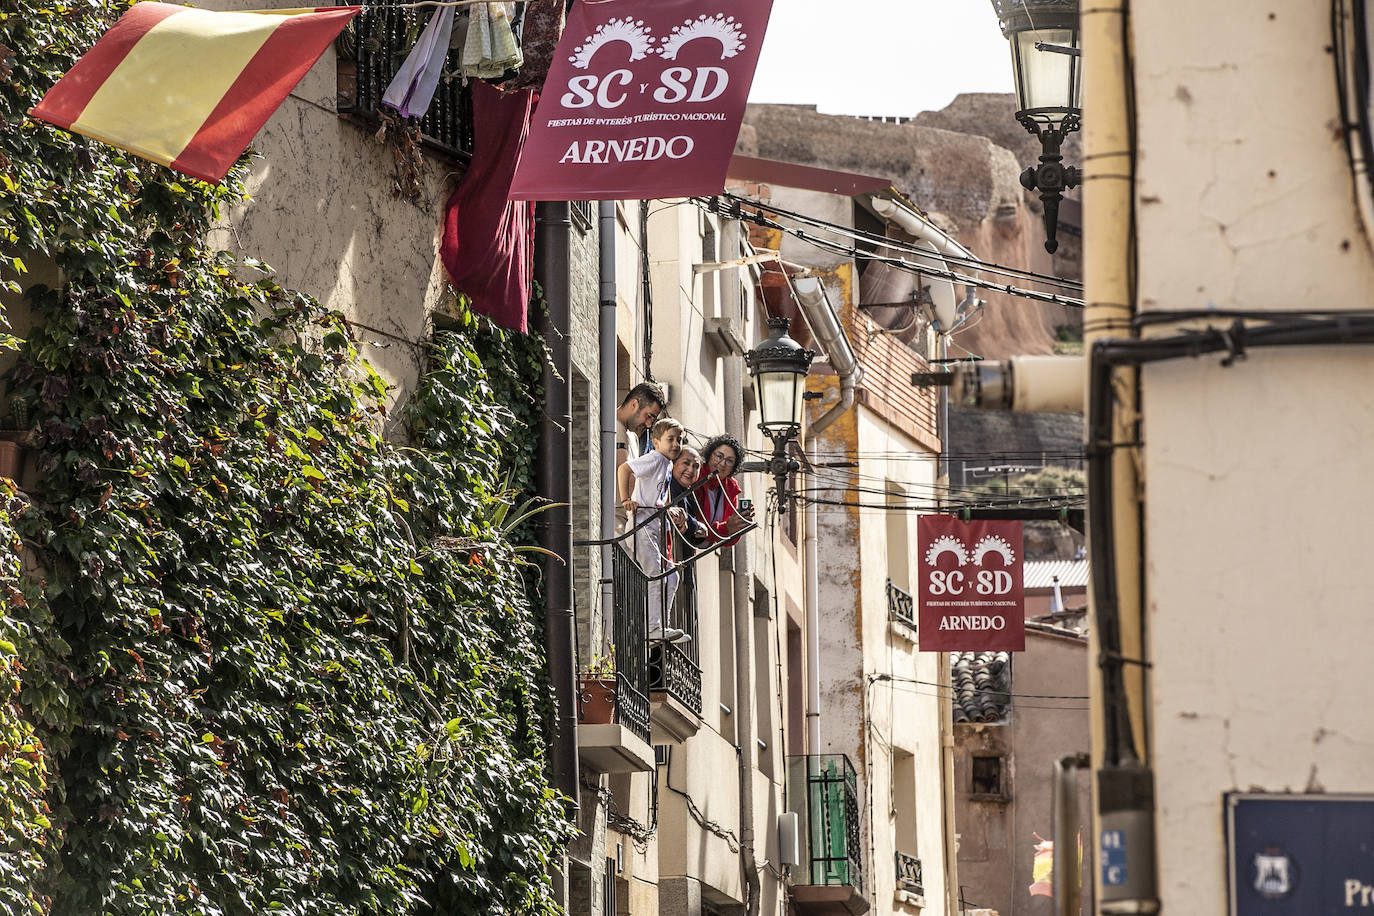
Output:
[917, 516, 1025, 651]
[509, 0, 774, 201]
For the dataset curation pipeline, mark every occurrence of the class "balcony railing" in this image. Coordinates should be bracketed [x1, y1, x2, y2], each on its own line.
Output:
[887, 579, 915, 627]
[787, 754, 864, 892]
[610, 542, 651, 744]
[648, 522, 702, 715]
[334, 2, 475, 160]
[896, 851, 924, 896]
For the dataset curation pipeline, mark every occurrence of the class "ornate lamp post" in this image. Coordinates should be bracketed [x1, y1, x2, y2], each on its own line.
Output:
[990, 0, 1082, 253]
[745, 317, 815, 500]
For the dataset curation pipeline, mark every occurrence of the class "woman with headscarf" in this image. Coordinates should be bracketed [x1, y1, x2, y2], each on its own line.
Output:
[694, 434, 755, 547]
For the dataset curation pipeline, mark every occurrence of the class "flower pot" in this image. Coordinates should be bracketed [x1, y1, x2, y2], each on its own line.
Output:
[0, 441, 19, 481]
[578, 676, 617, 725]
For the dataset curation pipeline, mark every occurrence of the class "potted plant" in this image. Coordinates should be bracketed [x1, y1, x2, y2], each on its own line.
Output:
[578, 651, 617, 725]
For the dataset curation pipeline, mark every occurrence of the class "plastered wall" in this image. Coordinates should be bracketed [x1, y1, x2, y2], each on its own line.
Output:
[1131, 1, 1374, 911]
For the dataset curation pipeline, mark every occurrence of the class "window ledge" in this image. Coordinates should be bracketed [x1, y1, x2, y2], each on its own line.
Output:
[895, 889, 926, 911]
[889, 618, 918, 644]
[968, 792, 1012, 804]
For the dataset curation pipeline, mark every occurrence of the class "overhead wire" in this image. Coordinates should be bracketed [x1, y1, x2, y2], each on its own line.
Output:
[731, 212, 1086, 309]
[712, 191, 1085, 294]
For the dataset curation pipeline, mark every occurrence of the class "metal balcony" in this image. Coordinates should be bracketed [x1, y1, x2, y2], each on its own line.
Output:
[575, 543, 653, 774]
[788, 754, 865, 889]
[610, 542, 651, 744]
[648, 531, 703, 737]
[334, 1, 475, 161]
[887, 579, 915, 628]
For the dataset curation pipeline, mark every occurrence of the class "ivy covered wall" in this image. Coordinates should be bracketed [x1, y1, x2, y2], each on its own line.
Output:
[0, 4, 566, 913]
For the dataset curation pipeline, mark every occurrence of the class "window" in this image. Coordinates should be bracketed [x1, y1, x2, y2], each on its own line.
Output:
[335, 2, 475, 160]
[972, 756, 1005, 797]
[571, 200, 595, 232]
[892, 748, 918, 856]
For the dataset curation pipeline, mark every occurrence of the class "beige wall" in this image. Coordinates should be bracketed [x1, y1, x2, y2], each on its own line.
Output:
[639, 203, 794, 916]
[1131, 0, 1374, 911]
[205, 1, 450, 414]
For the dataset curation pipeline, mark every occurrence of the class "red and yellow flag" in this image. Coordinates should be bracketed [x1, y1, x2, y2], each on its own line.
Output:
[31, 3, 359, 183]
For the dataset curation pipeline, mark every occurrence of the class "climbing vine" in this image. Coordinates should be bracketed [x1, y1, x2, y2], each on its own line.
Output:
[0, 3, 566, 914]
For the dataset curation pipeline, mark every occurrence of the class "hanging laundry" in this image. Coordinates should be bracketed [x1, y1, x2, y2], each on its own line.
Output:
[500, 0, 564, 92]
[460, 1, 522, 81]
[440, 80, 534, 332]
[381, 4, 455, 119]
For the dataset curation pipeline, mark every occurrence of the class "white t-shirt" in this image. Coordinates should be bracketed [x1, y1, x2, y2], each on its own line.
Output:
[626, 448, 672, 508]
[619, 420, 645, 459]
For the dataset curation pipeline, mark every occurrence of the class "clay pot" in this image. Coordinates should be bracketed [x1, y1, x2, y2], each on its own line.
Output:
[578, 677, 617, 725]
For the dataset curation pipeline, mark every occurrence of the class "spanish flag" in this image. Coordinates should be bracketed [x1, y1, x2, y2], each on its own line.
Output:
[31, 3, 359, 183]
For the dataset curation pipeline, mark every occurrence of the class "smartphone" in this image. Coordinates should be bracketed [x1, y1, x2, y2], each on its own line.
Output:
[738, 498, 753, 513]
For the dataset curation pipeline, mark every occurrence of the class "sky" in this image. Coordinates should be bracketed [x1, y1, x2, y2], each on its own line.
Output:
[747, 0, 1015, 118]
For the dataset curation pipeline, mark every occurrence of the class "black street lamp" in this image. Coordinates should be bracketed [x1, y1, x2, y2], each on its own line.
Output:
[745, 317, 815, 500]
[990, 0, 1082, 254]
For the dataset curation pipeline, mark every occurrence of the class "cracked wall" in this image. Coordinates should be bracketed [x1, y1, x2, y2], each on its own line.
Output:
[1134, 2, 1374, 911]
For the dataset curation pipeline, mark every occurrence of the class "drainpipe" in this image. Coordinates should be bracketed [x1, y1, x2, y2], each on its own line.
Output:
[791, 277, 861, 756]
[533, 202, 579, 843]
[1082, 1, 1157, 913]
[722, 221, 761, 916]
[599, 202, 617, 650]
[940, 653, 960, 916]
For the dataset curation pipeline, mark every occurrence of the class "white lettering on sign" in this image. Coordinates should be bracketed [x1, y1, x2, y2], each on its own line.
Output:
[1345, 879, 1374, 906]
[937, 616, 1006, 631]
[561, 67, 732, 110]
[559, 136, 695, 164]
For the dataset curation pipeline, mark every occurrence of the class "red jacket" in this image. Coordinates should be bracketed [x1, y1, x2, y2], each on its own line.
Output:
[694, 470, 744, 548]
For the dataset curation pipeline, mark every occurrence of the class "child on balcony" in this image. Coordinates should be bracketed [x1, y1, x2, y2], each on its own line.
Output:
[617, 417, 690, 643]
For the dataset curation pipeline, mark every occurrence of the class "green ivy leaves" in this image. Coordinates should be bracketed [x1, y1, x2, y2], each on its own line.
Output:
[0, 3, 566, 914]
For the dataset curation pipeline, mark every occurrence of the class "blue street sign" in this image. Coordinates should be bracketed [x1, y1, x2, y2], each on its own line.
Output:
[1227, 793, 1374, 915]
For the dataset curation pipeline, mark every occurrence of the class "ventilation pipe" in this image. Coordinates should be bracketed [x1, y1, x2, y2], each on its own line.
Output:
[791, 276, 860, 755]
[870, 196, 978, 332]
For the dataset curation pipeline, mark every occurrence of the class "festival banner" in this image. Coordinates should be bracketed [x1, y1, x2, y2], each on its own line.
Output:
[509, 0, 774, 201]
[917, 516, 1025, 651]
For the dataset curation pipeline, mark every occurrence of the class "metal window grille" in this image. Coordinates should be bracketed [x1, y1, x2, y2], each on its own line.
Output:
[887, 579, 916, 627]
[571, 200, 595, 231]
[896, 851, 925, 896]
[334, 2, 475, 161]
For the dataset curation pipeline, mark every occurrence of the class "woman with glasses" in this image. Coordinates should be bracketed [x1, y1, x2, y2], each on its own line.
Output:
[694, 434, 756, 547]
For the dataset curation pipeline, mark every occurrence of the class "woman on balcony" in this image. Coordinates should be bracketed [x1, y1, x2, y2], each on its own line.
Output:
[694, 434, 755, 547]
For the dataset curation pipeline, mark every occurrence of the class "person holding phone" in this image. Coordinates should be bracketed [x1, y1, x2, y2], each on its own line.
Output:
[695, 434, 755, 548]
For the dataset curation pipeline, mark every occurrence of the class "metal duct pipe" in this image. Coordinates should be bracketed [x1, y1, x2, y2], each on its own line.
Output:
[952, 355, 1085, 413]
[870, 196, 978, 331]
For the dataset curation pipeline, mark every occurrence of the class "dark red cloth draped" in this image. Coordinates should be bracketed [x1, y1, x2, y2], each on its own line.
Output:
[440, 79, 534, 332]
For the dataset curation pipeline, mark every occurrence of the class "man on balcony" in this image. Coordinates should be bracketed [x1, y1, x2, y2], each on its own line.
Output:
[615, 381, 667, 460]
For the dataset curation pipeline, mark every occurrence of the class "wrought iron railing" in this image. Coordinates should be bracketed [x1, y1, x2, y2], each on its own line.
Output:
[887, 579, 916, 627]
[611, 542, 651, 744]
[334, 2, 475, 160]
[787, 754, 864, 891]
[896, 851, 924, 896]
[648, 518, 703, 714]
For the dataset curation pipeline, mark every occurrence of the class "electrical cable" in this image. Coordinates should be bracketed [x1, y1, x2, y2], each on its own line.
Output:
[722, 205, 1085, 308]
[708, 193, 1085, 293]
